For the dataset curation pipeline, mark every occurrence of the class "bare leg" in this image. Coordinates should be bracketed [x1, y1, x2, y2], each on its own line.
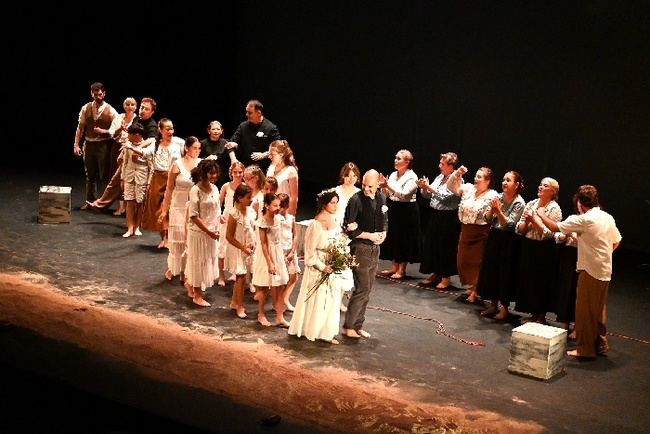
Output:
[230, 275, 247, 318]
[254, 286, 270, 326]
[272, 285, 289, 327]
[217, 257, 226, 287]
[123, 201, 136, 237]
[283, 273, 297, 311]
[192, 287, 210, 307]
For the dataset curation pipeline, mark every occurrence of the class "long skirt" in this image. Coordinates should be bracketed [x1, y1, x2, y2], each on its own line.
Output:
[457, 223, 491, 287]
[552, 243, 578, 323]
[185, 229, 218, 291]
[476, 228, 521, 304]
[140, 170, 168, 232]
[379, 200, 421, 263]
[514, 237, 556, 314]
[419, 208, 460, 277]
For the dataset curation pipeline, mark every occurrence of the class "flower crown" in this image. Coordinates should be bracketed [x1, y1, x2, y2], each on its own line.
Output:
[317, 187, 337, 199]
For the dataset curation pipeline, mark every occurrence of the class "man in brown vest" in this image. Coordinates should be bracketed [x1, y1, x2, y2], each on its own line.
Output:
[73, 82, 118, 208]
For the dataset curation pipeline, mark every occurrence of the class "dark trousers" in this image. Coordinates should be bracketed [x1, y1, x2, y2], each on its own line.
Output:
[344, 243, 380, 330]
[83, 140, 112, 201]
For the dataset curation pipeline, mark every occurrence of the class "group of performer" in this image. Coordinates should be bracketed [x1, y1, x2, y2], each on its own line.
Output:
[73, 82, 622, 358]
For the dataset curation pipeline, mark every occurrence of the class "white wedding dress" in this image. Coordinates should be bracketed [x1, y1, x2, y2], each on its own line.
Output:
[288, 220, 342, 341]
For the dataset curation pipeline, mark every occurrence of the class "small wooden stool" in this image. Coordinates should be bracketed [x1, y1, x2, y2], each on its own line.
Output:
[38, 186, 71, 224]
[508, 322, 567, 380]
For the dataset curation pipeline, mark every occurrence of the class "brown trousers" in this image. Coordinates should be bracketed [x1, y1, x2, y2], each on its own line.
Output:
[575, 271, 609, 357]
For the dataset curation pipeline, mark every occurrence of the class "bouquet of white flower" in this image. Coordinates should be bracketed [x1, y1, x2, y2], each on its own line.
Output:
[305, 233, 358, 301]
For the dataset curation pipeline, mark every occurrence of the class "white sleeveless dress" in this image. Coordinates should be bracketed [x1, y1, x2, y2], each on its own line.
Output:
[251, 214, 289, 287]
[167, 159, 195, 276]
[185, 184, 221, 290]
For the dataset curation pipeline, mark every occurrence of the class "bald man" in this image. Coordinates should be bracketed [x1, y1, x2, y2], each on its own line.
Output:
[342, 170, 388, 339]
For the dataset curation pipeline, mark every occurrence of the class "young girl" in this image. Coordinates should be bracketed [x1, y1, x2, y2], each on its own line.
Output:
[184, 159, 221, 307]
[263, 176, 279, 195]
[277, 193, 300, 312]
[244, 164, 266, 292]
[217, 161, 246, 286]
[225, 184, 256, 319]
[251, 193, 290, 327]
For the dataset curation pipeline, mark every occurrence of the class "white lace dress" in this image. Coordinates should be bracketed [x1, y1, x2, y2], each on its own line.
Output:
[217, 184, 235, 259]
[224, 207, 256, 276]
[167, 159, 195, 276]
[288, 220, 342, 342]
[185, 184, 220, 290]
[251, 214, 289, 287]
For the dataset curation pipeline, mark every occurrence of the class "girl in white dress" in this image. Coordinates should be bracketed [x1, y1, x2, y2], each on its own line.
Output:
[159, 136, 201, 282]
[184, 159, 221, 307]
[225, 184, 256, 319]
[217, 162, 245, 287]
[266, 140, 299, 215]
[333, 162, 361, 312]
[244, 164, 266, 292]
[251, 193, 290, 327]
[288, 190, 342, 345]
[278, 193, 300, 312]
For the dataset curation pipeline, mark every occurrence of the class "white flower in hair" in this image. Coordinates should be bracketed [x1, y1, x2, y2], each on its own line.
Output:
[317, 187, 337, 199]
[381, 205, 388, 213]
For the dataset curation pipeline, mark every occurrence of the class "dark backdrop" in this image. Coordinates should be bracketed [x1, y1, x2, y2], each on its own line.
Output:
[6, 2, 649, 252]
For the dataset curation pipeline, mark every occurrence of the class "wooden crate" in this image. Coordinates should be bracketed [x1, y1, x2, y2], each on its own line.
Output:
[508, 322, 567, 380]
[38, 186, 71, 224]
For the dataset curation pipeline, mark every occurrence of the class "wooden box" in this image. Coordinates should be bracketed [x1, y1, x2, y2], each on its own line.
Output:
[508, 322, 567, 380]
[38, 186, 71, 224]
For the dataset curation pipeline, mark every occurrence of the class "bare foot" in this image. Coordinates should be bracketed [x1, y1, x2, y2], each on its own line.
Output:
[493, 307, 509, 321]
[285, 301, 295, 312]
[164, 269, 173, 280]
[217, 279, 226, 287]
[158, 239, 168, 249]
[419, 274, 437, 286]
[326, 338, 340, 345]
[228, 275, 236, 282]
[236, 308, 247, 319]
[357, 329, 371, 338]
[134, 228, 143, 236]
[258, 316, 271, 327]
[435, 277, 451, 289]
[390, 273, 404, 280]
[480, 306, 498, 317]
[344, 328, 361, 338]
[193, 297, 211, 307]
[122, 231, 133, 238]
[229, 302, 238, 310]
[185, 282, 194, 298]
[275, 319, 290, 328]
[379, 269, 397, 276]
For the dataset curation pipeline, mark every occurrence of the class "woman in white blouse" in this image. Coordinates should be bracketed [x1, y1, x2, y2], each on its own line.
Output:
[378, 149, 421, 279]
[447, 165, 498, 303]
[514, 177, 563, 324]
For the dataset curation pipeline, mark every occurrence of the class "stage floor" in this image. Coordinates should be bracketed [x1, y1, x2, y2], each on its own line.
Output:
[0, 168, 649, 433]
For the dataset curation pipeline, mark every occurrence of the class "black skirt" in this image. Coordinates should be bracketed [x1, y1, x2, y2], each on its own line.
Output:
[552, 243, 578, 323]
[476, 228, 521, 304]
[379, 200, 422, 263]
[419, 208, 460, 277]
[514, 237, 557, 314]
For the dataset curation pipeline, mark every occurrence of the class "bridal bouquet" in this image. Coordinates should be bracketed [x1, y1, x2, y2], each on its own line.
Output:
[305, 232, 358, 301]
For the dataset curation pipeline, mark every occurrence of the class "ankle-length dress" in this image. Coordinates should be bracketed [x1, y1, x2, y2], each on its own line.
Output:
[288, 220, 342, 342]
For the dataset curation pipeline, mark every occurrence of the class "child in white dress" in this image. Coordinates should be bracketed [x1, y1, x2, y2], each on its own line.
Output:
[225, 184, 256, 319]
[184, 159, 221, 307]
[217, 162, 245, 286]
[277, 193, 300, 312]
[251, 193, 290, 327]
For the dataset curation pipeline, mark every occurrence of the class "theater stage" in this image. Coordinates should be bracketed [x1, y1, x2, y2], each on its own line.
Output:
[0, 168, 649, 433]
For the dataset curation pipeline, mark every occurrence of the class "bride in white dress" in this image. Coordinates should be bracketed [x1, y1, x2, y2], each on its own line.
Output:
[288, 189, 342, 344]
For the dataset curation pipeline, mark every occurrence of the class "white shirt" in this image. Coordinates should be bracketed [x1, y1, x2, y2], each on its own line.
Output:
[557, 207, 622, 281]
